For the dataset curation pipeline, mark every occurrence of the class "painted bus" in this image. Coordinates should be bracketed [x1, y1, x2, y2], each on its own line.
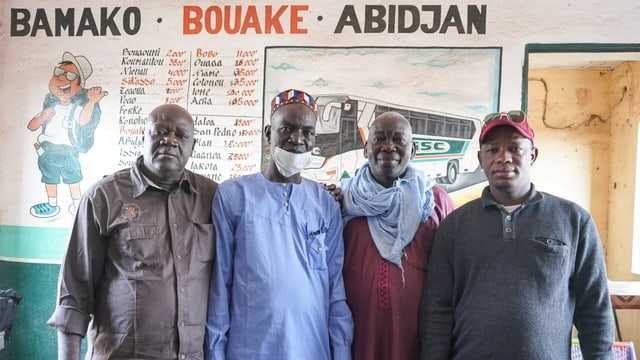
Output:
[301, 94, 482, 185]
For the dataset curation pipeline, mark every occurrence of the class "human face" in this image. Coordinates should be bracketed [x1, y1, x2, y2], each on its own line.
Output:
[49, 61, 83, 104]
[142, 104, 195, 186]
[264, 103, 316, 181]
[477, 125, 538, 205]
[365, 112, 415, 188]
[267, 103, 317, 154]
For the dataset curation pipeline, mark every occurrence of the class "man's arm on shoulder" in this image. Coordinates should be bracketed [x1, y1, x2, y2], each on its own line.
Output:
[57, 332, 82, 360]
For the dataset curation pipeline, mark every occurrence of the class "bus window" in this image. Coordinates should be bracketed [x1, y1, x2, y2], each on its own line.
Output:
[340, 100, 364, 152]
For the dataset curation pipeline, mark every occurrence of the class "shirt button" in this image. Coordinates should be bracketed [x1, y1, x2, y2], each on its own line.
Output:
[181, 321, 185, 327]
[284, 201, 288, 206]
[505, 227, 512, 233]
[180, 355, 186, 359]
[506, 215, 511, 220]
[546, 239, 554, 245]
[180, 287, 185, 293]
[177, 255, 183, 261]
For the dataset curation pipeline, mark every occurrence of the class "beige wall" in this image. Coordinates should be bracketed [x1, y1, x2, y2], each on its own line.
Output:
[528, 62, 640, 347]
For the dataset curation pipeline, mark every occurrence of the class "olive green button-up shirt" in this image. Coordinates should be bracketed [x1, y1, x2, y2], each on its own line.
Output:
[48, 157, 217, 359]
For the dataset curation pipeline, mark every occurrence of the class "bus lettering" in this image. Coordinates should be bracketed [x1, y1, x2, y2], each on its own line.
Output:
[416, 140, 450, 153]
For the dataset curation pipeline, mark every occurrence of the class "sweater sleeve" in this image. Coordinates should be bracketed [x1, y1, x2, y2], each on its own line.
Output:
[571, 214, 615, 360]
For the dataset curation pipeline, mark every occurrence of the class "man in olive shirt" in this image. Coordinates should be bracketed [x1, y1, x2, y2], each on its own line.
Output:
[48, 104, 218, 359]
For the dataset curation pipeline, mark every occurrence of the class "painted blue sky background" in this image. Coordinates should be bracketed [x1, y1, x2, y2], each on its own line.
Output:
[264, 47, 500, 122]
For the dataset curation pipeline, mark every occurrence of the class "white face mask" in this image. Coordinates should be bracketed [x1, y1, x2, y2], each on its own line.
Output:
[272, 147, 312, 177]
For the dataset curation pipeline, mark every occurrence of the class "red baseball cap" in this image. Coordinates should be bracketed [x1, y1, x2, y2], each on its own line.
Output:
[479, 110, 535, 145]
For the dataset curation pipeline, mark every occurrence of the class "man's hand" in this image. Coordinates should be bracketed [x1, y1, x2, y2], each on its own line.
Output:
[323, 183, 343, 203]
[86, 86, 108, 104]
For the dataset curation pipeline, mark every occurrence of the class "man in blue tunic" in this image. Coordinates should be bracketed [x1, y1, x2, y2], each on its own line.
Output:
[206, 89, 353, 360]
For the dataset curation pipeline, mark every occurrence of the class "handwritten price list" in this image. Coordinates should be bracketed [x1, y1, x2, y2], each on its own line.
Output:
[117, 47, 262, 181]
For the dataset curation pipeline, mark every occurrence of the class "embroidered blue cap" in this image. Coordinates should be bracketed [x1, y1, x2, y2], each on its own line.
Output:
[270, 89, 317, 116]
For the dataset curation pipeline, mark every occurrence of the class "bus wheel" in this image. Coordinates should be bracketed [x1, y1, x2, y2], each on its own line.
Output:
[443, 161, 458, 184]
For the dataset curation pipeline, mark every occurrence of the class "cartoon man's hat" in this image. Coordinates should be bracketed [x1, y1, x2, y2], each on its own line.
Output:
[62, 52, 93, 87]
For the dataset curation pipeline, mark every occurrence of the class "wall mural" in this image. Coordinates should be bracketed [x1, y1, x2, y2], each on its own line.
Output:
[27, 52, 108, 219]
[1, 3, 495, 263]
[264, 47, 498, 192]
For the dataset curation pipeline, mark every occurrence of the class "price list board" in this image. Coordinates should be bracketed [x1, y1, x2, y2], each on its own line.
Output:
[117, 47, 262, 181]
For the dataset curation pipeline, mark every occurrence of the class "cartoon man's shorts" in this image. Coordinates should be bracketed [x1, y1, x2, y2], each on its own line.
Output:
[37, 142, 83, 184]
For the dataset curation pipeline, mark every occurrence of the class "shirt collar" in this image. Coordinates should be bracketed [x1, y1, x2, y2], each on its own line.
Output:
[130, 156, 196, 198]
[481, 183, 543, 209]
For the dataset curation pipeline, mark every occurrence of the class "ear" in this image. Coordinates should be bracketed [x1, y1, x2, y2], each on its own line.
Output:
[189, 137, 196, 155]
[264, 124, 272, 144]
[530, 146, 539, 165]
[410, 141, 416, 159]
[477, 150, 483, 169]
[363, 141, 368, 157]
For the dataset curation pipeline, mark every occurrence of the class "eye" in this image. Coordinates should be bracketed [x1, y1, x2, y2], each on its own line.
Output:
[153, 129, 167, 136]
[393, 136, 408, 145]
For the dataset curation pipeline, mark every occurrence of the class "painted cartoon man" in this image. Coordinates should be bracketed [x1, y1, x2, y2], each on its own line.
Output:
[27, 52, 107, 218]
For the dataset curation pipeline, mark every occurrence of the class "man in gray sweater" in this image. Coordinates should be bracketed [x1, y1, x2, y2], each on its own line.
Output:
[419, 110, 615, 359]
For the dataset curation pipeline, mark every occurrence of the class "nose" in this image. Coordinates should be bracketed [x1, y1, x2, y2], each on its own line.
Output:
[495, 148, 512, 163]
[288, 130, 305, 145]
[161, 132, 178, 146]
[381, 139, 396, 152]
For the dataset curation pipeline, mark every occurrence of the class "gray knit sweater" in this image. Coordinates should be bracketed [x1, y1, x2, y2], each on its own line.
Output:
[420, 184, 615, 360]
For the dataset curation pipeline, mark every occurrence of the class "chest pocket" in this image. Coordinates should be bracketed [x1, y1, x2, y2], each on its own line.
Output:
[118, 224, 161, 261]
[517, 236, 569, 284]
[305, 223, 328, 272]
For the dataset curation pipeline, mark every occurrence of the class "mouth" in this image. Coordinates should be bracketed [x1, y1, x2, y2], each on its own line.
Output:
[156, 151, 179, 159]
[59, 84, 71, 94]
[377, 156, 399, 165]
[492, 167, 516, 177]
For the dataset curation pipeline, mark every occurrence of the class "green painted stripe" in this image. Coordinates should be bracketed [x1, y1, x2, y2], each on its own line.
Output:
[0, 225, 69, 263]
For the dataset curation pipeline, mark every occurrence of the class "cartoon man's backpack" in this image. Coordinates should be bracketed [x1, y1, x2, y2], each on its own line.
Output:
[42, 90, 101, 153]
[68, 102, 101, 153]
